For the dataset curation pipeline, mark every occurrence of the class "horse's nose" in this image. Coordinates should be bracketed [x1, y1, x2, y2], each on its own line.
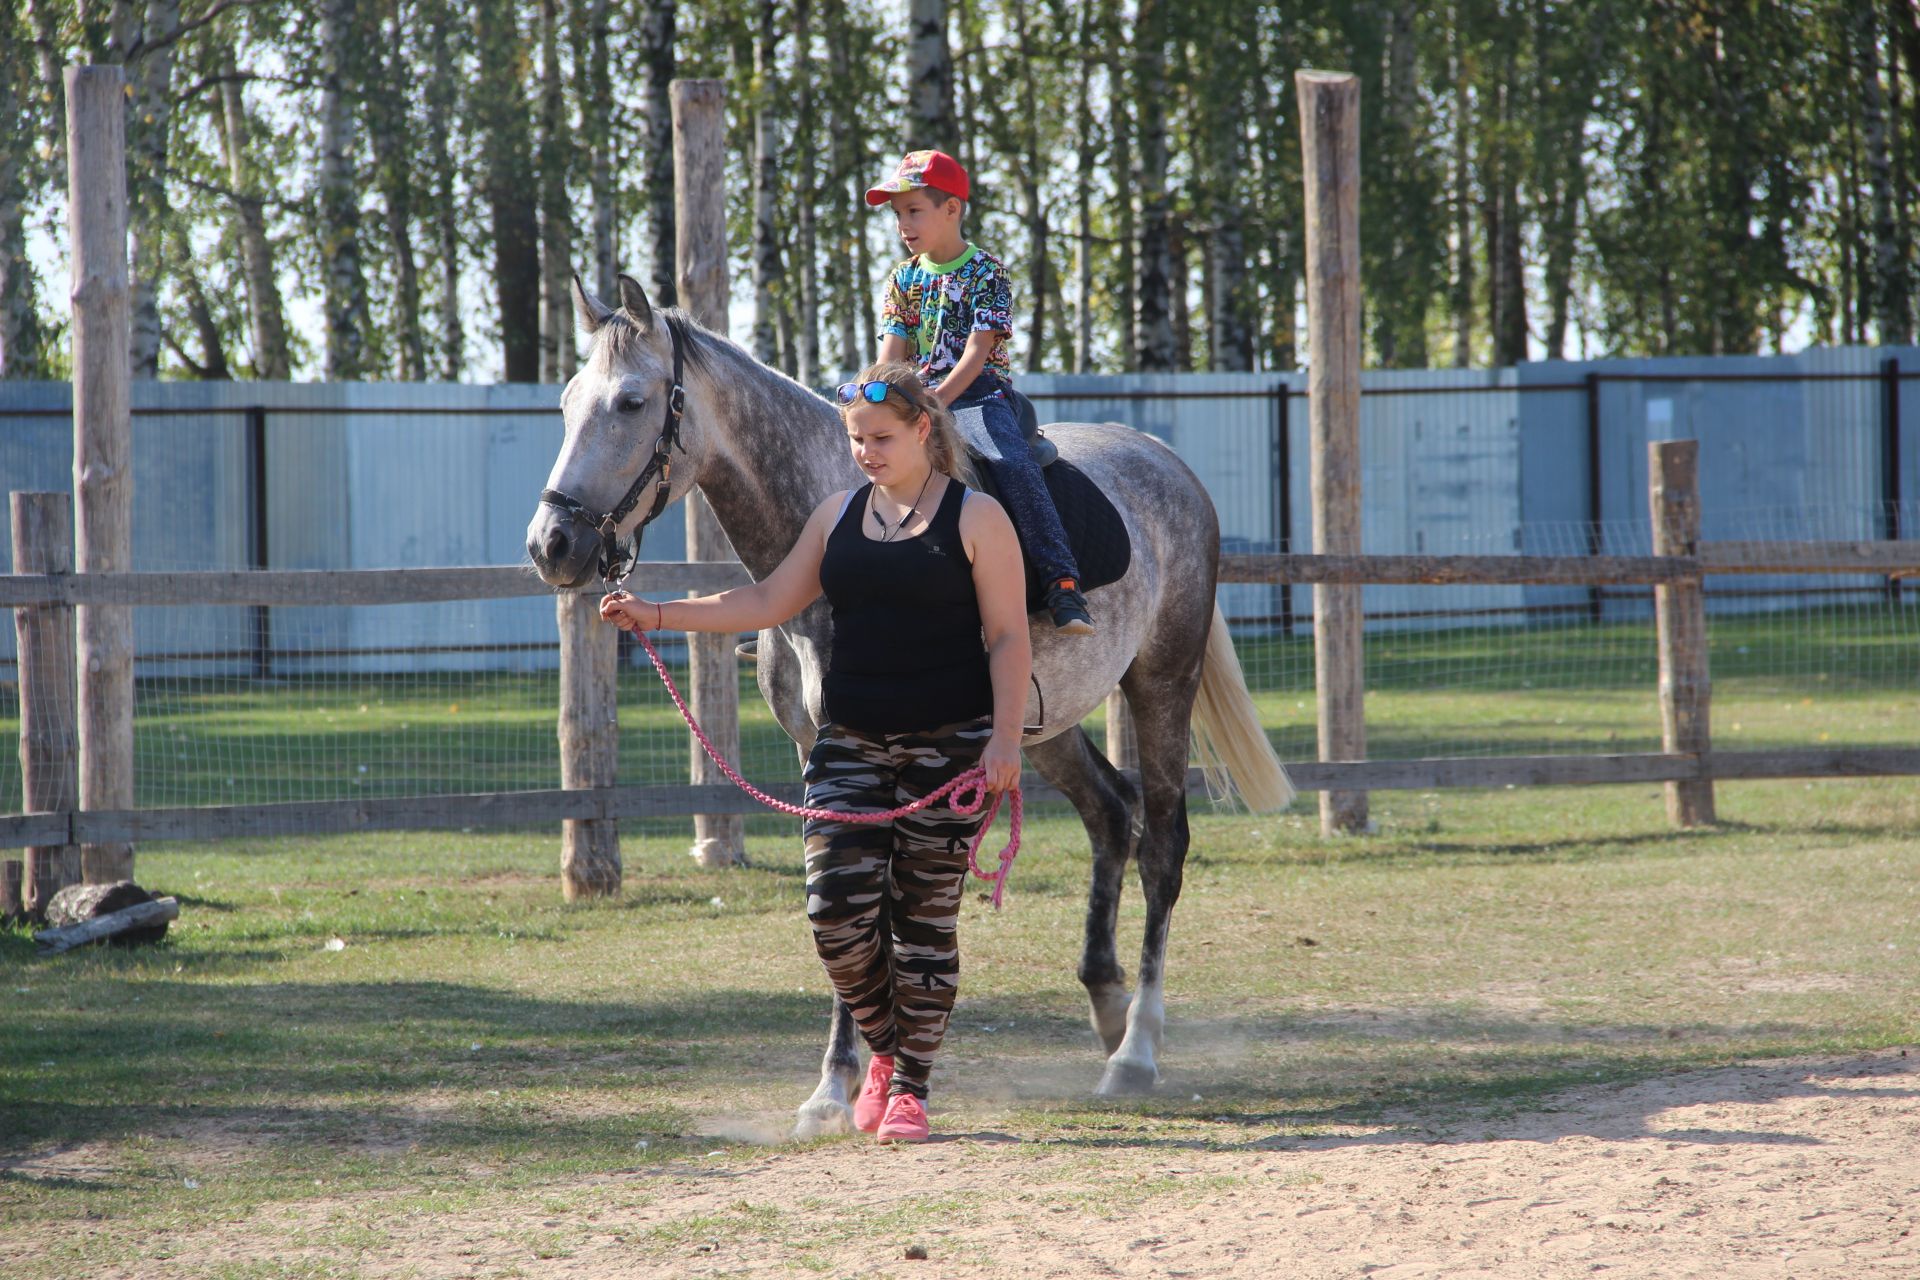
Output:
[540, 524, 572, 565]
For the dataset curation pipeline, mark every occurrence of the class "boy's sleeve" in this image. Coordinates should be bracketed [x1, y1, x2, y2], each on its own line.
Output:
[880, 265, 915, 339]
[969, 260, 1013, 335]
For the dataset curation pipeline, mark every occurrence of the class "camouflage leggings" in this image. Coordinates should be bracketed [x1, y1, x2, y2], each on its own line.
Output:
[801, 716, 994, 1099]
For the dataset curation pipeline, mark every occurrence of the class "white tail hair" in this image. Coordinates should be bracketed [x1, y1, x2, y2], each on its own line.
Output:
[1190, 602, 1295, 812]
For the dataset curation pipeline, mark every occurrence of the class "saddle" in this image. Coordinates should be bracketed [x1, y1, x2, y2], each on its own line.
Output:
[954, 390, 1132, 610]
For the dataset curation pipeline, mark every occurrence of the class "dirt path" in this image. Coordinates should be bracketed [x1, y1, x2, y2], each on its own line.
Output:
[20, 1049, 1920, 1278]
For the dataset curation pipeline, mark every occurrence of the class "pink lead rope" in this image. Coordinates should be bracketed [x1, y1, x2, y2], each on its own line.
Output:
[631, 628, 1025, 908]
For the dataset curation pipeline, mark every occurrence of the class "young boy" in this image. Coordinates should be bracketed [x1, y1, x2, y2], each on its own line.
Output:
[865, 149, 1094, 635]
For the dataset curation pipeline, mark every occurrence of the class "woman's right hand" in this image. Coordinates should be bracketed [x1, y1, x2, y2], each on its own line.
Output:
[599, 590, 648, 633]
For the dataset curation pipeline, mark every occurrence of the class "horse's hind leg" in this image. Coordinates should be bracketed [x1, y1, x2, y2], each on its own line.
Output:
[793, 996, 861, 1138]
[1096, 671, 1197, 1097]
[1023, 727, 1141, 1057]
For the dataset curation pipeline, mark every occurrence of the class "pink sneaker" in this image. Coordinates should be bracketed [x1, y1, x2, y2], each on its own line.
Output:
[852, 1054, 895, 1133]
[875, 1091, 930, 1143]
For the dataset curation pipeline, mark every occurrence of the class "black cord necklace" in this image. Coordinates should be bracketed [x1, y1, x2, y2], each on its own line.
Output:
[870, 470, 935, 542]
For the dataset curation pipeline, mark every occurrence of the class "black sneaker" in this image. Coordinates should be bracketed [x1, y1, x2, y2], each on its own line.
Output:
[1046, 580, 1095, 636]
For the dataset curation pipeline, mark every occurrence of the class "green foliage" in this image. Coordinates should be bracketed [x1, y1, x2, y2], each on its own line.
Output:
[0, 1, 1909, 381]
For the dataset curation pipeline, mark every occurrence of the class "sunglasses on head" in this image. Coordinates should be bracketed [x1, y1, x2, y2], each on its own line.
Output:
[835, 379, 896, 405]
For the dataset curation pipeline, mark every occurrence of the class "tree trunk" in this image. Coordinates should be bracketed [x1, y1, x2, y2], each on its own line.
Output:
[423, 0, 464, 379]
[1011, 2, 1048, 372]
[318, 0, 368, 379]
[1372, 0, 1428, 369]
[580, 0, 615, 302]
[27, 0, 65, 177]
[537, 0, 574, 382]
[1, 13, 49, 379]
[1861, 0, 1912, 342]
[365, 10, 425, 381]
[751, 0, 782, 364]
[474, 0, 541, 382]
[1134, 0, 1174, 370]
[1451, 3, 1473, 367]
[1485, 45, 1526, 366]
[906, 0, 956, 152]
[213, 48, 290, 380]
[638, 0, 676, 306]
[163, 232, 231, 379]
[1108, 0, 1136, 369]
[824, 0, 861, 372]
[1170, 217, 1192, 370]
[1074, 0, 1096, 372]
[1204, 31, 1253, 372]
[120, 0, 179, 379]
[792, 0, 818, 385]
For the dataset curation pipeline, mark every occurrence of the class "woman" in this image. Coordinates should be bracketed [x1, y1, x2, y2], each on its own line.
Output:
[599, 362, 1030, 1143]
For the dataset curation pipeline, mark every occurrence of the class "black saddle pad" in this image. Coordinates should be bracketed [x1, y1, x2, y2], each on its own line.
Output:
[968, 450, 1132, 610]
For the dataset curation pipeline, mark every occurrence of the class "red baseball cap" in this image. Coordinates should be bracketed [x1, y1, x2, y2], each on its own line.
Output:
[864, 149, 971, 207]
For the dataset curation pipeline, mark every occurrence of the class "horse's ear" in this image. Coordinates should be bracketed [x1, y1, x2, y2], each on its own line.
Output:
[572, 272, 615, 334]
[615, 273, 654, 330]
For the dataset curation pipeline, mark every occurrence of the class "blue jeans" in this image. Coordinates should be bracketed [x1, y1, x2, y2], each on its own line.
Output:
[949, 375, 1081, 588]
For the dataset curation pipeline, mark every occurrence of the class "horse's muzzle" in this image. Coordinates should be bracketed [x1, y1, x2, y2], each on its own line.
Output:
[526, 506, 603, 588]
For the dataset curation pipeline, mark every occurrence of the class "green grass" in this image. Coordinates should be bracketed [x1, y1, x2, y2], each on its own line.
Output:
[2, 774, 1918, 1273]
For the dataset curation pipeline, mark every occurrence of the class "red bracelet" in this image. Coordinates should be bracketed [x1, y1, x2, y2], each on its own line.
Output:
[655, 600, 663, 631]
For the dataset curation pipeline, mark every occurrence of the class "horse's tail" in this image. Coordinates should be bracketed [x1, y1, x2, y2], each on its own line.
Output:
[1190, 602, 1296, 812]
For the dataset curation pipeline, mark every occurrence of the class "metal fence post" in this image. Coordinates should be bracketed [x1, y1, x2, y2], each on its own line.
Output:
[1884, 356, 1902, 606]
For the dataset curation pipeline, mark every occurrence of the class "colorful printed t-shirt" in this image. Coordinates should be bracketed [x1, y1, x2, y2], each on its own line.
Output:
[879, 244, 1014, 388]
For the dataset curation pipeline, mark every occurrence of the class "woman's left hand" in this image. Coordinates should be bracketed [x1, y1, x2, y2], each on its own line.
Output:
[981, 732, 1022, 793]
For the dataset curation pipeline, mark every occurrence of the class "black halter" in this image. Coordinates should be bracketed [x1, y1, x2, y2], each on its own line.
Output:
[539, 320, 688, 584]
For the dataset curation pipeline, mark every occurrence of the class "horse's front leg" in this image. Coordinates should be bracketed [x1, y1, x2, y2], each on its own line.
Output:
[793, 995, 861, 1138]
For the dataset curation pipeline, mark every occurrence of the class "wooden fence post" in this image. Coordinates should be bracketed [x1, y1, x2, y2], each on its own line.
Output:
[12, 492, 81, 917]
[673, 78, 746, 869]
[557, 586, 620, 899]
[1296, 69, 1368, 836]
[66, 66, 135, 884]
[1649, 440, 1715, 826]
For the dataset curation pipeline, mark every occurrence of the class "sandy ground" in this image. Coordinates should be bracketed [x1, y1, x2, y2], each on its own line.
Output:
[12, 1049, 1919, 1279]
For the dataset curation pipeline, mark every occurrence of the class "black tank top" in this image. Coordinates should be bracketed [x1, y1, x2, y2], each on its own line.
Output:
[819, 479, 993, 734]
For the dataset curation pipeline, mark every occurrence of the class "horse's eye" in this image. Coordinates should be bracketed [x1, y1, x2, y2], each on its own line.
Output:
[616, 395, 644, 415]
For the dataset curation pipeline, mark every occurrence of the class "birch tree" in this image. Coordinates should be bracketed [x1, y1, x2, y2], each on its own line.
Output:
[1134, 0, 1175, 371]
[536, 0, 575, 381]
[422, 0, 464, 378]
[212, 39, 291, 379]
[638, 0, 675, 305]
[906, 0, 955, 152]
[318, 0, 369, 379]
[1, 0, 50, 377]
[474, 0, 541, 381]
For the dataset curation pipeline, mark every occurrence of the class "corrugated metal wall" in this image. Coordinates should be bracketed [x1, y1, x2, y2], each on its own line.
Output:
[2, 345, 1914, 672]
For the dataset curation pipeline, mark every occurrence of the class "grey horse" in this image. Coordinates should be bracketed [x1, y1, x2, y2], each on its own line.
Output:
[527, 275, 1293, 1134]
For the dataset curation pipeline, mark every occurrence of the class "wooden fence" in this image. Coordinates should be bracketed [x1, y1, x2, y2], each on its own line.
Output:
[4, 440, 1918, 907]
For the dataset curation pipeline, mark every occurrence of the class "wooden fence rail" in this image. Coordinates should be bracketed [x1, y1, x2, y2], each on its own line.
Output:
[1, 541, 1913, 609]
[2, 536, 1917, 858]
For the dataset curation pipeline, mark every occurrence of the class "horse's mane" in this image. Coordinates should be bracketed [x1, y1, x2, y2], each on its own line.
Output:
[594, 305, 721, 377]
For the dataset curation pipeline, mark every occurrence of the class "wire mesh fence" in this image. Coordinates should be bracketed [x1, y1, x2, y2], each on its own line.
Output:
[1, 356, 1915, 837]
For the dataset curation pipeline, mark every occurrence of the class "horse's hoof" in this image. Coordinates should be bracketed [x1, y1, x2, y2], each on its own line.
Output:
[793, 1098, 854, 1140]
[1096, 1058, 1160, 1097]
